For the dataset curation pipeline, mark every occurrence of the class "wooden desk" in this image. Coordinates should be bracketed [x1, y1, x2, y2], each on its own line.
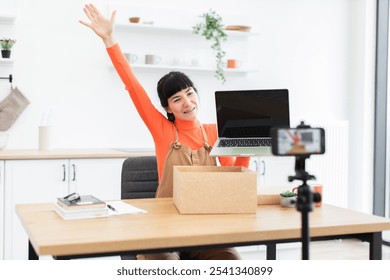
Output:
[16, 198, 390, 260]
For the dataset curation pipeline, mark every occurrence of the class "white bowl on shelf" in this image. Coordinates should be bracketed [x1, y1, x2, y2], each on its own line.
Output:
[0, 132, 9, 150]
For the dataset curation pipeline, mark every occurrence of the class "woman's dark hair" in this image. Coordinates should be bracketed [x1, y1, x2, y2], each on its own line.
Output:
[157, 71, 197, 123]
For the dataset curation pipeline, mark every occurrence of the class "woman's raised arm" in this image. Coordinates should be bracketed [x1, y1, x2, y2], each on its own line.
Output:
[79, 3, 116, 48]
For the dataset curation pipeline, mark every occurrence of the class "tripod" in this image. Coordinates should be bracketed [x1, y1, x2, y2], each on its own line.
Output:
[288, 156, 321, 260]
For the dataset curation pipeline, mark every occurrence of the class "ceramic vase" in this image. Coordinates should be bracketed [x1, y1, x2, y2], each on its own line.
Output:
[280, 196, 297, 208]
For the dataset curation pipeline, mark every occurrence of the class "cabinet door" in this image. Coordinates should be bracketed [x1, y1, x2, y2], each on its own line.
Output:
[3, 158, 125, 259]
[70, 158, 125, 201]
[4, 159, 69, 260]
[0, 160, 4, 260]
[251, 156, 296, 194]
[249, 157, 264, 193]
[262, 156, 296, 192]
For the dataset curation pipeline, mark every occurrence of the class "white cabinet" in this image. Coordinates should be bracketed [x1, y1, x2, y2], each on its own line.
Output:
[0, 160, 4, 260]
[250, 156, 296, 194]
[4, 159, 68, 260]
[68, 158, 123, 200]
[3, 157, 125, 260]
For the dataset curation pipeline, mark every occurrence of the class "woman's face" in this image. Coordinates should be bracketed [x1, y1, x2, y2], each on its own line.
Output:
[166, 87, 199, 121]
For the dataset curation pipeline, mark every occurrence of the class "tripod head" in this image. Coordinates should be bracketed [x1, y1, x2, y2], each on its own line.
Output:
[289, 155, 321, 213]
[288, 156, 316, 184]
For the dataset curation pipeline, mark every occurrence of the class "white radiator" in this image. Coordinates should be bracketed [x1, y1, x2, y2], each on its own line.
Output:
[306, 121, 349, 208]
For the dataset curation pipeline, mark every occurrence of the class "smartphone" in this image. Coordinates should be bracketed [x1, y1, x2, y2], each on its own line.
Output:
[271, 127, 325, 156]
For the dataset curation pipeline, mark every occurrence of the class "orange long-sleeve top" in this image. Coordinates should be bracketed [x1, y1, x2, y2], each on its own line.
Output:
[107, 44, 250, 180]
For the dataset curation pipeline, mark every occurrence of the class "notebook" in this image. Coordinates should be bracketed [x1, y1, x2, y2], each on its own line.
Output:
[209, 89, 290, 156]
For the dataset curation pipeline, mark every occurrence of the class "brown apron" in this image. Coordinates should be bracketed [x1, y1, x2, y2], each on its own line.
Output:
[138, 125, 241, 260]
[155, 125, 216, 198]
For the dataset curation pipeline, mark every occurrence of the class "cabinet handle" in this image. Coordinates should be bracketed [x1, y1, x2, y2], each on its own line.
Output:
[253, 159, 258, 171]
[62, 164, 66, 181]
[72, 164, 76, 181]
[261, 160, 266, 175]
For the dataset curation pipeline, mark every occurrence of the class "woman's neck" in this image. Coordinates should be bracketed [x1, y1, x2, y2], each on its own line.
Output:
[174, 118, 200, 129]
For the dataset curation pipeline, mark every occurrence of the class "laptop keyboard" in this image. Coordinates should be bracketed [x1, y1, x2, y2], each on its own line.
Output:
[218, 138, 271, 147]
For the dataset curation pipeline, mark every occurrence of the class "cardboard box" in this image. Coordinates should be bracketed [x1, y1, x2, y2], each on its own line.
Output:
[173, 166, 257, 214]
[257, 194, 280, 205]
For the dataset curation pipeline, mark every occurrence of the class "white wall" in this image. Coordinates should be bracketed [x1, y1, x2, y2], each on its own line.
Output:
[0, 0, 376, 212]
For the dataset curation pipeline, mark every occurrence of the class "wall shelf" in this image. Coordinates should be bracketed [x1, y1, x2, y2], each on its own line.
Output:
[112, 20, 257, 79]
[0, 58, 14, 65]
[110, 63, 256, 74]
[0, 15, 16, 24]
[115, 23, 258, 38]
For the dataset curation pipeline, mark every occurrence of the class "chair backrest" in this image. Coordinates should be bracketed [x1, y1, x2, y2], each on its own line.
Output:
[121, 156, 159, 199]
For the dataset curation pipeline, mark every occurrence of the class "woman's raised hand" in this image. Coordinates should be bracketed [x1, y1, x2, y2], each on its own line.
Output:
[79, 3, 116, 47]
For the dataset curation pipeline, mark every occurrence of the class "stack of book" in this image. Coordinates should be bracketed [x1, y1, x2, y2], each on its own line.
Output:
[54, 195, 108, 220]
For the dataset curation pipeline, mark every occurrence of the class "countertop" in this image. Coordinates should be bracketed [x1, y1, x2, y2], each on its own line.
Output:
[0, 148, 155, 160]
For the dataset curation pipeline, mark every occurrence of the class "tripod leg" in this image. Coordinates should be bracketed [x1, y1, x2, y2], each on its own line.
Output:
[266, 243, 276, 260]
[301, 211, 310, 260]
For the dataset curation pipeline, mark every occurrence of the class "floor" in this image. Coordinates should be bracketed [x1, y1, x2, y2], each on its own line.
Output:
[240, 239, 390, 260]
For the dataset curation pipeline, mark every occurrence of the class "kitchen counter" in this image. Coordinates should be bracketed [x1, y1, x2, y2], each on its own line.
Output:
[0, 148, 155, 160]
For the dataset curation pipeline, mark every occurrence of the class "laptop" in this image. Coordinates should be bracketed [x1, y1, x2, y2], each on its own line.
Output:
[209, 89, 290, 156]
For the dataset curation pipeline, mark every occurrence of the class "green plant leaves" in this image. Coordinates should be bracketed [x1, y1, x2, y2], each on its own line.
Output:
[280, 191, 296, 197]
[0, 38, 16, 50]
[193, 10, 227, 83]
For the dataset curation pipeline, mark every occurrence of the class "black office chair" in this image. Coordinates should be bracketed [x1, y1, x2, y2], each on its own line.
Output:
[121, 156, 159, 200]
[120, 156, 158, 260]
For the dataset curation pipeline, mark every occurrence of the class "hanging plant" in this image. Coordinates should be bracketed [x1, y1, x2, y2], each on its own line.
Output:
[193, 10, 227, 83]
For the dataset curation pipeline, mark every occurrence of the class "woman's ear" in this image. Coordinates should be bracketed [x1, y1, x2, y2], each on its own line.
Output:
[165, 106, 172, 114]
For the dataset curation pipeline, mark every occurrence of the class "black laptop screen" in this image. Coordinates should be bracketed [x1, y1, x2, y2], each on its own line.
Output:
[215, 89, 290, 138]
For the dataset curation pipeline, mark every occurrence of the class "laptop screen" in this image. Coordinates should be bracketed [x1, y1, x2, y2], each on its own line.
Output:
[215, 89, 290, 138]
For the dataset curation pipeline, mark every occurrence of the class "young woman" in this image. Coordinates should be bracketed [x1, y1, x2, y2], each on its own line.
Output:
[80, 3, 250, 260]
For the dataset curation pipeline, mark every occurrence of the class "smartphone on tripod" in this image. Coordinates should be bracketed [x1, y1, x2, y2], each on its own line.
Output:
[271, 127, 325, 156]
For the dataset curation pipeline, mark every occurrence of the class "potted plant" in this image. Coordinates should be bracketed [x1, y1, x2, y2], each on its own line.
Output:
[193, 10, 227, 83]
[1, 38, 16, 59]
[279, 190, 297, 208]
